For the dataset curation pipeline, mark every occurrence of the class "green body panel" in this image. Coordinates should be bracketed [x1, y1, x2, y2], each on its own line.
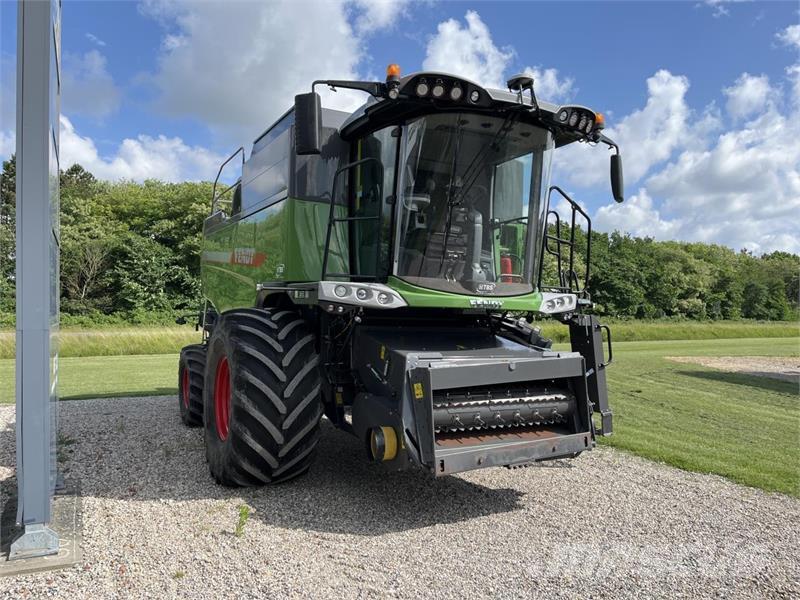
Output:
[201, 197, 348, 312]
[387, 276, 543, 311]
[202, 197, 541, 314]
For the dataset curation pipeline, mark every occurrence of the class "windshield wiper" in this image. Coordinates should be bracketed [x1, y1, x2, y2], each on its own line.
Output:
[456, 112, 519, 205]
[437, 118, 466, 272]
[439, 112, 519, 273]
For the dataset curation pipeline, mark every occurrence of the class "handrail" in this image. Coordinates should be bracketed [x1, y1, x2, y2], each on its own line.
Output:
[211, 147, 245, 214]
[539, 185, 592, 296]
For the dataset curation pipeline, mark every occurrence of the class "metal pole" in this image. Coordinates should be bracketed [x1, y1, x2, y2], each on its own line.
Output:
[10, 0, 61, 560]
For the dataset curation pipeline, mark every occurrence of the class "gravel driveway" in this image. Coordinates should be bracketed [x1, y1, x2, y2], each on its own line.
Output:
[1, 396, 798, 599]
[666, 356, 800, 384]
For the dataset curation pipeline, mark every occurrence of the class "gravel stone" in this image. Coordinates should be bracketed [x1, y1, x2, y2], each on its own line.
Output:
[1, 396, 798, 599]
[665, 355, 800, 383]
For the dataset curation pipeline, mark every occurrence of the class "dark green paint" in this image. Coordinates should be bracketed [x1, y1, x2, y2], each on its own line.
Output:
[202, 197, 543, 313]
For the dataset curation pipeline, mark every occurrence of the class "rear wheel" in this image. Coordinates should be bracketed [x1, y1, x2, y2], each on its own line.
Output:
[203, 308, 322, 486]
[178, 344, 206, 426]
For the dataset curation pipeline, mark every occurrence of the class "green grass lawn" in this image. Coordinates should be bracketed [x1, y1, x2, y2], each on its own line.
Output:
[599, 337, 799, 497]
[0, 327, 201, 359]
[0, 320, 797, 359]
[0, 336, 797, 495]
[0, 354, 180, 402]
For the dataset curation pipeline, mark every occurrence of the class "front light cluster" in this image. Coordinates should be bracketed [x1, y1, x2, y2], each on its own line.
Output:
[413, 77, 479, 104]
[538, 292, 577, 315]
[557, 107, 596, 135]
[319, 281, 407, 310]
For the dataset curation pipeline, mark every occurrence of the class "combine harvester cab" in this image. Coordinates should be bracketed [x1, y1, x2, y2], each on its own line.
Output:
[183, 66, 624, 485]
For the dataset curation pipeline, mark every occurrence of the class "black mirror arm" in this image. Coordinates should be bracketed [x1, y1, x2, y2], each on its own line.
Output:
[311, 79, 385, 98]
[594, 132, 620, 155]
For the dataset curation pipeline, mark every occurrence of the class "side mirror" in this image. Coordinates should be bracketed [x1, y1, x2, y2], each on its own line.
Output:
[610, 154, 624, 203]
[294, 92, 322, 155]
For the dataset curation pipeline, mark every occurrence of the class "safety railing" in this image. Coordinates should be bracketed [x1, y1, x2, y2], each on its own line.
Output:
[210, 147, 245, 215]
[539, 185, 592, 298]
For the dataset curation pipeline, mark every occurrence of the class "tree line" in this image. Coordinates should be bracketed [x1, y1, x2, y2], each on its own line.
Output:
[0, 155, 797, 325]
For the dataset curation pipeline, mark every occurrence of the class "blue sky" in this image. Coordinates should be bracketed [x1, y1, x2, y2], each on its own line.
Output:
[1, 0, 798, 253]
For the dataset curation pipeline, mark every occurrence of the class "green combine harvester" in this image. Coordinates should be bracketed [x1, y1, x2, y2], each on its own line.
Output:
[178, 65, 624, 486]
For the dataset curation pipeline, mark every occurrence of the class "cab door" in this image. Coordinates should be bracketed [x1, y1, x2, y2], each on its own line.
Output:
[349, 127, 398, 279]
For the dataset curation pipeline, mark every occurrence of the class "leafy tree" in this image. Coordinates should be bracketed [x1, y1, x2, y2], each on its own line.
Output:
[742, 281, 770, 319]
[1, 159, 798, 325]
[0, 155, 15, 312]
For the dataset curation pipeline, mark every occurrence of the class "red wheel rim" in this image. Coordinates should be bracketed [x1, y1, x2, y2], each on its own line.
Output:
[214, 356, 232, 441]
[181, 368, 190, 409]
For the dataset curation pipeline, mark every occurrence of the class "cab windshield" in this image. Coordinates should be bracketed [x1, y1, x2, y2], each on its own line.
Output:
[395, 113, 553, 296]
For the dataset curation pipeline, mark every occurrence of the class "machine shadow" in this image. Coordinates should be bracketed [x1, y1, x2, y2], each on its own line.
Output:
[257, 426, 526, 534]
[51, 407, 526, 536]
[60, 388, 178, 401]
[676, 369, 798, 394]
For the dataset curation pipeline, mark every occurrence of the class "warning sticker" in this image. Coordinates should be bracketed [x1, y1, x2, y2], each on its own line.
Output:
[413, 382, 424, 399]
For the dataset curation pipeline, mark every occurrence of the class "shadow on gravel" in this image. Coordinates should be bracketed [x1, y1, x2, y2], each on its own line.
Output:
[676, 370, 797, 394]
[240, 424, 527, 535]
[0, 407, 526, 536]
[61, 388, 178, 401]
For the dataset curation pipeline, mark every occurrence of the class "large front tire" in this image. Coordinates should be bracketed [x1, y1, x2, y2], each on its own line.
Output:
[203, 309, 322, 486]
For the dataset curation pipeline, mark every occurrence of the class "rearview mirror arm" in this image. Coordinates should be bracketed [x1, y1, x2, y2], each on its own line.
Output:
[594, 132, 620, 155]
[311, 79, 384, 98]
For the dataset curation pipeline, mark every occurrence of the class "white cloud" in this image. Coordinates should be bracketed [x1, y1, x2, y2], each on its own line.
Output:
[350, 0, 409, 34]
[701, 0, 748, 18]
[550, 20, 800, 254]
[140, 0, 407, 145]
[556, 70, 695, 190]
[85, 33, 107, 47]
[62, 50, 121, 119]
[594, 188, 679, 240]
[521, 66, 574, 102]
[589, 62, 800, 254]
[1, 53, 14, 137]
[422, 10, 513, 89]
[787, 63, 800, 107]
[0, 131, 14, 161]
[723, 73, 773, 118]
[643, 106, 800, 251]
[60, 115, 223, 182]
[778, 24, 800, 106]
[776, 23, 800, 49]
[422, 10, 573, 101]
[0, 53, 15, 161]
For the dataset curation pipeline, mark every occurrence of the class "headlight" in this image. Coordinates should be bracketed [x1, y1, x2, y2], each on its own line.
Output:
[318, 282, 408, 310]
[415, 80, 429, 97]
[432, 81, 445, 98]
[568, 112, 579, 127]
[450, 85, 463, 101]
[585, 119, 594, 133]
[578, 115, 587, 130]
[470, 90, 480, 103]
[538, 293, 577, 315]
[558, 109, 569, 122]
